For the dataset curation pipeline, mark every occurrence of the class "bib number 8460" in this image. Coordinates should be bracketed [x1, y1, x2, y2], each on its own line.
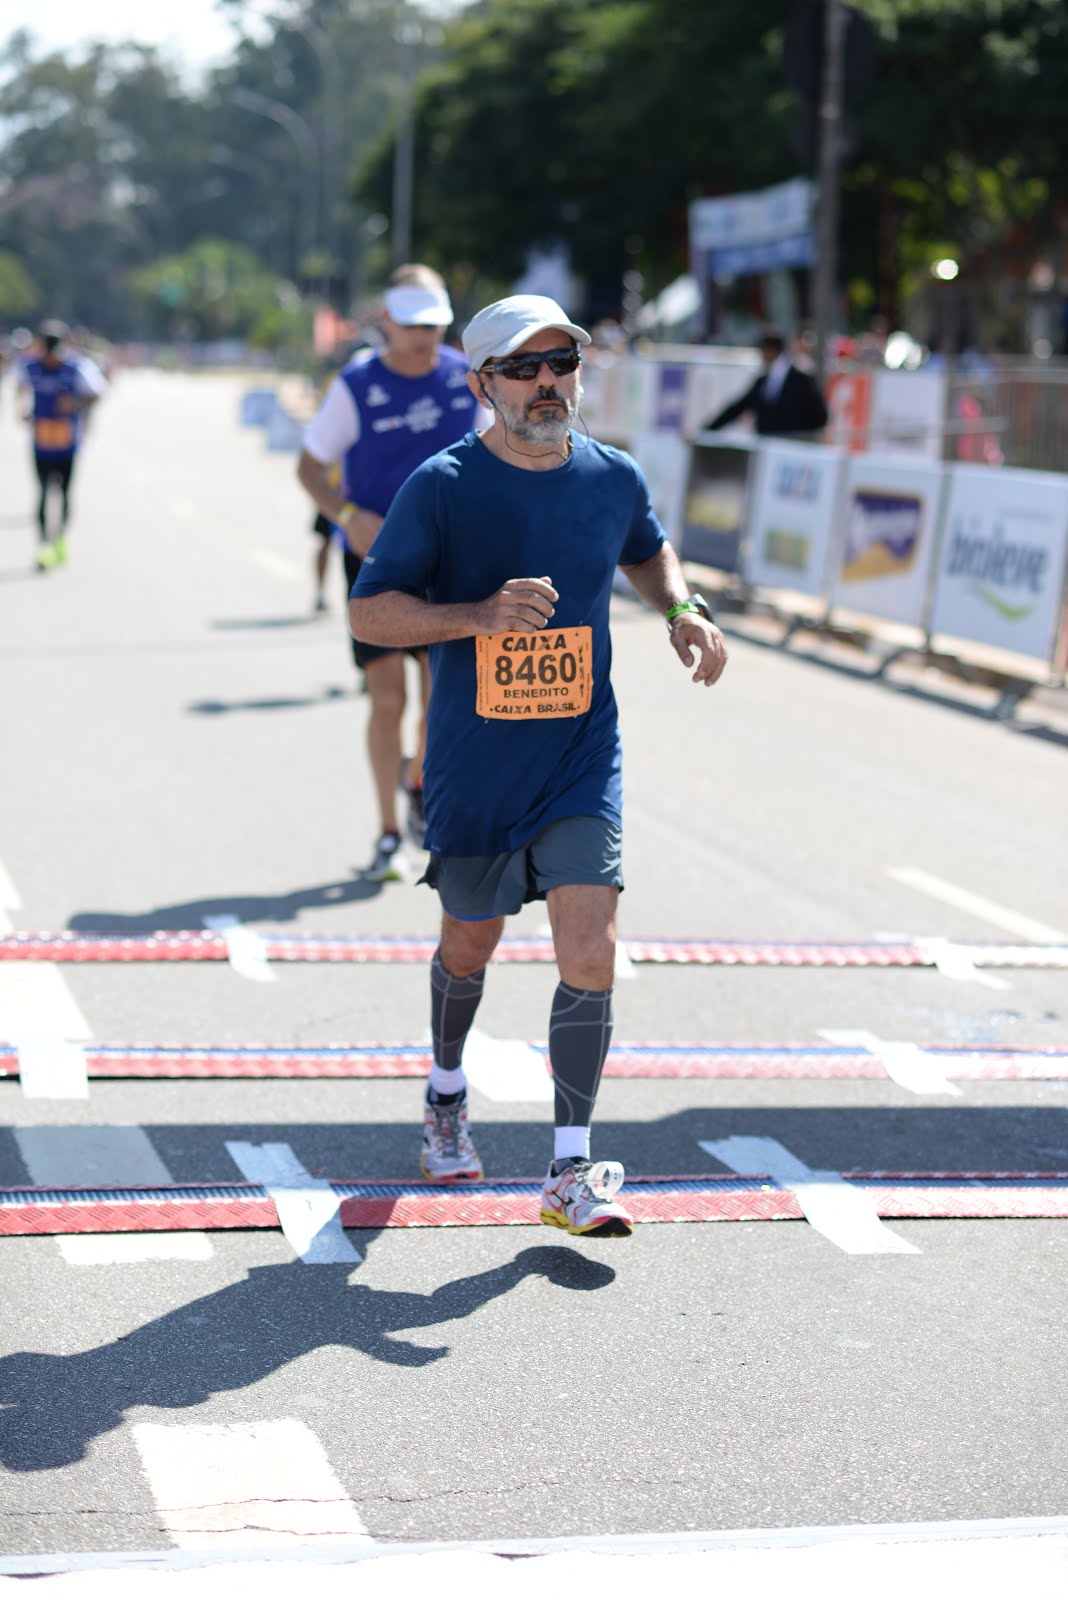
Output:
[475, 625, 593, 720]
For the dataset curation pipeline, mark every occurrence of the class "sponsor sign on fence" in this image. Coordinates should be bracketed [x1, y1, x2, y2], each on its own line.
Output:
[830, 458, 945, 628]
[743, 442, 845, 595]
[679, 436, 757, 572]
[632, 430, 690, 549]
[928, 465, 1068, 664]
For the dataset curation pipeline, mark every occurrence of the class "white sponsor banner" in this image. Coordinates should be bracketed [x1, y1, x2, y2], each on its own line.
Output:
[744, 442, 845, 595]
[868, 369, 946, 460]
[929, 465, 1068, 663]
[830, 456, 945, 627]
[632, 430, 690, 548]
[683, 360, 761, 439]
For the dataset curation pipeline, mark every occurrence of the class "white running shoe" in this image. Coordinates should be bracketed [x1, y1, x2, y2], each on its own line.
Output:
[421, 1094, 483, 1181]
[540, 1159, 634, 1237]
[365, 831, 407, 883]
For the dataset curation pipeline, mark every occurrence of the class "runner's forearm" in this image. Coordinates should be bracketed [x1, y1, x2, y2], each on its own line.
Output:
[349, 591, 484, 646]
[296, 449, 351, 525]
[620, 543, 690, 616]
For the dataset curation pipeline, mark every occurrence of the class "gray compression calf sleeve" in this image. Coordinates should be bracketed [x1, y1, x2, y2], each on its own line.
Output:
[548, 982, 614, 1131]
[430, 948, 485, 1073]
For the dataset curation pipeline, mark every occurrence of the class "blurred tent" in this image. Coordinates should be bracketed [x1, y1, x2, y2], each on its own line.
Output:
[635, 274, 702, 341]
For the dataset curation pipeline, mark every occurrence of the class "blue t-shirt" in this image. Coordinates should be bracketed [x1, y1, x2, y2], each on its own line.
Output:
[353, 432, 665, 856]
[23, 358, 88, 461]
[340, 345, 480, 516]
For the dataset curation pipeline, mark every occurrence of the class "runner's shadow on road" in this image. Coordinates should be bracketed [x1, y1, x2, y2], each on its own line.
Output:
[67, 874, 388, 930]
[0, 1248, 614, 1472]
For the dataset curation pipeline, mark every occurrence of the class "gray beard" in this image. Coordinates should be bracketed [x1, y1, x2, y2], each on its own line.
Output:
[500, 380, 583, 445]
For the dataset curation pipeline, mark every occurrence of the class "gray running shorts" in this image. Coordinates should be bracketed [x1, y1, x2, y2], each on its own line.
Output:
[422, 815, 624, 921]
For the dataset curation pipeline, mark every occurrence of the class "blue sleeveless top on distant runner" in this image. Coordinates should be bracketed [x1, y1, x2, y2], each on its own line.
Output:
[339, 345, 480, 515]
[23, 359, 86, 461]
[352, 432, 665, 856]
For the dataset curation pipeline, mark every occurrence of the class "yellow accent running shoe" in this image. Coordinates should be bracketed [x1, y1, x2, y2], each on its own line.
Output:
[540, 1158, 633, 1237]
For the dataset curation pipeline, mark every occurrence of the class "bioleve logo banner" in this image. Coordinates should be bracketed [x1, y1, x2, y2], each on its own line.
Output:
[929, 465, 1068, 662]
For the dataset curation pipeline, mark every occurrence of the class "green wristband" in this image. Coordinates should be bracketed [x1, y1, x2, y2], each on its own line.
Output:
[665, 600, 700, 626]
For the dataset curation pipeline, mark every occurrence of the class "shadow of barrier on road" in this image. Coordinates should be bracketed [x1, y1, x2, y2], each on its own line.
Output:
[67, 874, 390, 930]
[3, 1106, 1067, 1213]
[186, 684, 351, 716]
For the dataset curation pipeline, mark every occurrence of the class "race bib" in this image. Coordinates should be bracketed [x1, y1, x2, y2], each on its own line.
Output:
[475, 626, 593, 720]
[34, 417, 74, 451]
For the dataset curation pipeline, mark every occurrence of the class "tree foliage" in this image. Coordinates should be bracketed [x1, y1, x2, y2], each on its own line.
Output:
[1, 0, 1067, 340]
[0, 248, 39, 318]
[357, 0, 1068, 331]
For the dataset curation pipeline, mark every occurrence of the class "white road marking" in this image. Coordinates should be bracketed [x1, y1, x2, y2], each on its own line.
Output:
[819, 1029, 962, 1097]
[0, 860, 21, 911]
[886, 864, 1067, 944]
[225, 1141, 361, 1264]
[14, 1039, 89, 1100]
[202, 914, 275, 983]
[15, 1125, 174, 1187]
[914, 935, 1011, 991]
[460, 1027, 553, 1103]
[0, 963, 94, 1042]
[614, 941, 637, 982]
[0, 863, 93, 1083]
[14, 1125, 213, 1265]
[699, 1136, 921, 1255]
[253, 548, 302, 582]
[131, 1419, 371, 1547]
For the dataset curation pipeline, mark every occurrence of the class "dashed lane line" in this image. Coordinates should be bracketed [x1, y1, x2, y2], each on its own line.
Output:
[887, 865, 1068, 945]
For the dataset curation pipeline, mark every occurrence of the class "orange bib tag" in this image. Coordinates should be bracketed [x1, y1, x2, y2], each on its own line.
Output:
[475, 626, 593, 720]
[34, 417, 74, 451]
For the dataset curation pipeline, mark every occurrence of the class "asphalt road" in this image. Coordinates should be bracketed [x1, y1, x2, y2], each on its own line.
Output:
[0, 369, 1066, 1576]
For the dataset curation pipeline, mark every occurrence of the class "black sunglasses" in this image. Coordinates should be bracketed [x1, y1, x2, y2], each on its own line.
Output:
[479, 345, 581, 382]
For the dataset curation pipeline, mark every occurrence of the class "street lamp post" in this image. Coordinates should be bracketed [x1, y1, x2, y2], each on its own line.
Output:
[228, 85, 318, 287]
[813, 0, 845, 387]
[208, 144, 282, 273]
[391, 20, 421, 267]
[290, 20, 343, 299]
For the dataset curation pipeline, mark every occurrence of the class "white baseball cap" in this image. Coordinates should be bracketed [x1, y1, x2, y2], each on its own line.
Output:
[383, 285, 454, 327]
[462, 294, 591, 370]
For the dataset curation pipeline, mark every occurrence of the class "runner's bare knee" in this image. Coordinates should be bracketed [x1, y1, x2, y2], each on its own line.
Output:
[440, 914, 504, 977]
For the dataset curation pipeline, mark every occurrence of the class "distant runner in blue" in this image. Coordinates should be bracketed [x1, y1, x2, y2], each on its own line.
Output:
[18, 320, 108, 571]
[351, 294, 728, 1239]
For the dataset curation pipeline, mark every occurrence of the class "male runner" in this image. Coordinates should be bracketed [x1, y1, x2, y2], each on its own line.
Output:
[350, 294, 728, 1236]
[18, 320, 108, 570]
[298, 266, 482, 878]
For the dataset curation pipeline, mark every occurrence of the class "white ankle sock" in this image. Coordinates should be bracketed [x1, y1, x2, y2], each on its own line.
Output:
[428, 1063, 466, 1098]
[554, 1125, 590, 1163]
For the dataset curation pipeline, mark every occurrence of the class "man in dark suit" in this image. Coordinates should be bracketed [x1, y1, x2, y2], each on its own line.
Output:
[703, 329, 828, 437]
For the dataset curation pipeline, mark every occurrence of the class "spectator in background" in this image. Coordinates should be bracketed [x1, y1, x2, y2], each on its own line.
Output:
[702, 327, 828, 438]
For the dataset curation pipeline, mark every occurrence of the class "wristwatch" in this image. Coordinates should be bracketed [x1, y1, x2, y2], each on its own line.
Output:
[665, 594, 714, 628]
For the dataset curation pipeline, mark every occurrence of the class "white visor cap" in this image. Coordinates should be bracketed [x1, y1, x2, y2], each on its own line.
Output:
[462, 294, 591, 371]
[383, 285, 454, 327]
